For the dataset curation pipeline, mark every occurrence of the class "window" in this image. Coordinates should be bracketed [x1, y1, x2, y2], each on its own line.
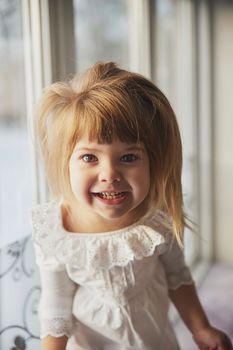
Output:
[0, 0, 32, 246]
[152, 0, 200, 265]
[73, 0, 130, 71]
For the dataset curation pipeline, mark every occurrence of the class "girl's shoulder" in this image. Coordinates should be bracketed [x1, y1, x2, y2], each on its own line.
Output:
[30, 198, 62, 238]
[30, 197, 61, 222]
[30, 199, 172, 270]
[143, 208, 173, 236]
[30, 199, 66, 270]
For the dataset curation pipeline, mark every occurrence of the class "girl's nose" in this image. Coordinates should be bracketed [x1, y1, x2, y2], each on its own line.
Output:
[98, 162, 121, 183]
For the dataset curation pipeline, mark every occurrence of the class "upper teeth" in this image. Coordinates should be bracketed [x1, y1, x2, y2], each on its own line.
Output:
[101, 192, 120, 196]
[100, 192, 123, 199]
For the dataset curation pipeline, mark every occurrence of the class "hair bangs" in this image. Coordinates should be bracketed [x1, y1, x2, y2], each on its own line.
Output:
[73, 86, 151, 145]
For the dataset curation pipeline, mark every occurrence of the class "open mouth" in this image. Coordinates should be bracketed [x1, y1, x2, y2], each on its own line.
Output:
[93, 191, 127, 200]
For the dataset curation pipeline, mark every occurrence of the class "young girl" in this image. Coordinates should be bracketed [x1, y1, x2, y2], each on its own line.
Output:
[31, 61, 232, 350]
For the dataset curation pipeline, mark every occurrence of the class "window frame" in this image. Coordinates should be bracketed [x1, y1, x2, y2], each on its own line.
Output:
[22, 0, 75, 204]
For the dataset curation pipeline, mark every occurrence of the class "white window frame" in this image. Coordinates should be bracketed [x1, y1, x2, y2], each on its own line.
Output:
[128, 0, 151, 77]
[22, 0, 75, 205]
[195, 0, 214, 265]
[22, 0, 52, 205]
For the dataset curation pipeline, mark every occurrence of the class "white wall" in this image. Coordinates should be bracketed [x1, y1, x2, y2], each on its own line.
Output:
[213, 2, 233, 263]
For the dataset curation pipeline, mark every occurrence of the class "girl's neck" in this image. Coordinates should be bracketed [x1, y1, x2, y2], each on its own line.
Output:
[61, 202, 148, 234]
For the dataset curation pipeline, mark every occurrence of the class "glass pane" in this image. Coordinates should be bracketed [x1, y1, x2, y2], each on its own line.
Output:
[73, 0, 130, 71]
[0, 0, 32, 247]
[153, 0, 199, 264]
[153, 0, 178, 104]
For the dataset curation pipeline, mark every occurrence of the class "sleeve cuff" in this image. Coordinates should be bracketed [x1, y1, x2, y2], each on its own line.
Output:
[40, 316, 73, 339]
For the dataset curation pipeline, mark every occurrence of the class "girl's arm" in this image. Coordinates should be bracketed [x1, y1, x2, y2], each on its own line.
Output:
[155, 216, 232, 349]
[38, 268, 76, 348]
[42, 335, 68, 350]
[31, 205, 76, 347]
[169, 283, 233, 349]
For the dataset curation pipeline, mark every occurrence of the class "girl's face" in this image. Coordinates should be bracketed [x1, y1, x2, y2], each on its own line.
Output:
[68, 136, 150, 231]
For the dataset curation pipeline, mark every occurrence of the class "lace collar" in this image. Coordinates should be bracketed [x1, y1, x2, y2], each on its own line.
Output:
[31, 200, 169, 269]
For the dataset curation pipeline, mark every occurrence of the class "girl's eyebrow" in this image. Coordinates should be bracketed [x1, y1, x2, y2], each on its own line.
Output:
[76, 147, 100, 153]
[123, 146, 145, 152]
[76, 146, 145, 153]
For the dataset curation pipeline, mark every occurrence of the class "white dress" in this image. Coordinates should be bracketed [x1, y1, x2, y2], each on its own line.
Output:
[31, 199, 193, 350]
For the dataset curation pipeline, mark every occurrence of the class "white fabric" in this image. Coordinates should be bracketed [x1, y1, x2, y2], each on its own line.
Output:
[31, 199, 193, 349]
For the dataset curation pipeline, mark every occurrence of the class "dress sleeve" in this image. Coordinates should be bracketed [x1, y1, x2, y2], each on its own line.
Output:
[38, 266, 76, 339]
[30, 201, 77, 339]
[150, 210, 194, 290]
[159, 237, 194, 290]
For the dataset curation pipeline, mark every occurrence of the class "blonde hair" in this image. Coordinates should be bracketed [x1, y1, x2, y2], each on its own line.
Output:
[36, 61, 185, 244]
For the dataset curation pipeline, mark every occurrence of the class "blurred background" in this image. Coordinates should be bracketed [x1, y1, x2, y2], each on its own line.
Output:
[0, 0, 232, 349]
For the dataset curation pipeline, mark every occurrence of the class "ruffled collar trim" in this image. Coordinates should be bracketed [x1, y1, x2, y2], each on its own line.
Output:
[31, 200, 170, 269]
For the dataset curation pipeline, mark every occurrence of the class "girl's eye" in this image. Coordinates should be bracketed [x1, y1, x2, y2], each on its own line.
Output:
[81, 154, 98, 163]
[121, 154, 138, 162]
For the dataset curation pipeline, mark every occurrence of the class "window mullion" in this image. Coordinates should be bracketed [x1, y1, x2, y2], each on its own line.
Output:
[128, 0, 151, 77]
[22, 0, 53, 204]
